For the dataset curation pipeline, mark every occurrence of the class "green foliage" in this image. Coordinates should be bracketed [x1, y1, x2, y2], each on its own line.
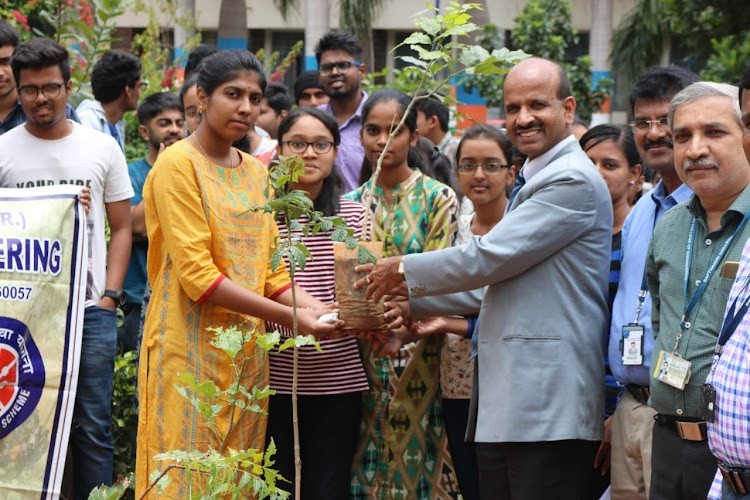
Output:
[2, 0, 130, 103]
[700, 33, 750, 82]
[151, 445, 287, 499]
[247, 155, 372, 265]
[661, 0, 750, 69]
[612, 0, 750, 82]
[88, 474, 132, 500]
[461, 24, 507, 108]
[507, 0, 610, 123]
[150, 324, 289, 498]
[256, 40, 303, 82]
[511, 0, 575, 62]
[394, 2, 526, 89]
[124, 0, 201, 162]
[111, 350, 138, 481]
[363, 67, 426, 95]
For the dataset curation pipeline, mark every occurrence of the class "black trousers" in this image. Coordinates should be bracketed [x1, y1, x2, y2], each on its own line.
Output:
[265, 392, 362, 500]
[649, 417, 716, 500]
[475, 439, 598, 500]
[443, 398, 480, 500]
[116, 301, 141, 353]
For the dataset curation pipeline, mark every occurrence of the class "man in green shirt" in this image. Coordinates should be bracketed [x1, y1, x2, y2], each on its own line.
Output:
[646, 81, 750, 500]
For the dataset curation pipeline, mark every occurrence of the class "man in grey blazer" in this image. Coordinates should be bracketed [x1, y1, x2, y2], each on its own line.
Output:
[359, 57, 613, 499]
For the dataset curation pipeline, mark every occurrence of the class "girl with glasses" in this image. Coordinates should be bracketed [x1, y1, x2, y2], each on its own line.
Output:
[411, 125, 516, 500]
[264, 107, 374, 499]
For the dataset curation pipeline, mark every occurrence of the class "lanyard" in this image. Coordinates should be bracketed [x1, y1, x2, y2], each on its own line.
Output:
[633, 210, 661, 324]
[674, 212, 750, 353]
[715, 274, 750, 357]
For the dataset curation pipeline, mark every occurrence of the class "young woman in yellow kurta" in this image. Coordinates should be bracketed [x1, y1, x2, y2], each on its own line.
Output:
[136, 50, 339, 497]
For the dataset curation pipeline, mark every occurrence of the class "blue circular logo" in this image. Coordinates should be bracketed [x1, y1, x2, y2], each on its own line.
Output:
[0, 316, 45, 439]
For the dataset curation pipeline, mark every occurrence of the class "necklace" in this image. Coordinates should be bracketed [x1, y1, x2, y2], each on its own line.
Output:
[193, 132, 235, 169]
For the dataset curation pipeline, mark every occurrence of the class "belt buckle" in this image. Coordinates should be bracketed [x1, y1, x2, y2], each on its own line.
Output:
[720, 463, 748, 494]
[676, 421, 706, 441]
[735, 471, 748, 494]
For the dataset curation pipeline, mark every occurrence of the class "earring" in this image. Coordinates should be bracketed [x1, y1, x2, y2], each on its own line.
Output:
[199, 105, 205, 114]
[628, 180, 635, 185]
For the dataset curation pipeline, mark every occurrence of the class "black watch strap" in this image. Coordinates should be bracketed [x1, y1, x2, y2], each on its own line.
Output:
[103, 289, 124, 306]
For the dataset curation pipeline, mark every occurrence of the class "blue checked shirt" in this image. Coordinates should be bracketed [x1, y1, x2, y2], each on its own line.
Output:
[706, 236, 750, 498]
[0, 102, 80, 135]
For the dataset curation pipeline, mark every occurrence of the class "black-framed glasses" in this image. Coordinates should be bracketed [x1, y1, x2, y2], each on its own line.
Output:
[282, 140, 335, 154]
[18, 82, 65, 101]
[629, 116, 670, 132]
[318, 61, 361, 76]
[457, 163, 510, 174]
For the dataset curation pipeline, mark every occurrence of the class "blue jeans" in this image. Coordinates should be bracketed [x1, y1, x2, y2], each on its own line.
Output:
[71, 306, 117, 499]
[722, 482, 750, 499]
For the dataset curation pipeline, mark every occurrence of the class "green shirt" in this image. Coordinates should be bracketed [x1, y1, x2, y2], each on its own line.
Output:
[647, 184, 750, 417]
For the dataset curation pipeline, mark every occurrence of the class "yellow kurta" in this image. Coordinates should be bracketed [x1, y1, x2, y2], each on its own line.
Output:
[135, 140, 290, 496]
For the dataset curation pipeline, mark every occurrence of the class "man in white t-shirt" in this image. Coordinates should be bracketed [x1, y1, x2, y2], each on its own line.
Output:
[0, 38, 133, 499]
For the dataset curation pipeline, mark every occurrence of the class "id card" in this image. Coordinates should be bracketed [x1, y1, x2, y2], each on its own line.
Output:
[653, 350, 692, 390]
[621, 324, 644, 366]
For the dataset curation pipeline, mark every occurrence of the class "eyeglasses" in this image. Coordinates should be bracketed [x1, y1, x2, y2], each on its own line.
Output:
[457, 163, 510, 174]
[318, 61, 361, 76]
[133, 80, 148, 89]
[18, 82, 65, 101]
[282, 140, 335, 154]
[629, 116, 670, 132]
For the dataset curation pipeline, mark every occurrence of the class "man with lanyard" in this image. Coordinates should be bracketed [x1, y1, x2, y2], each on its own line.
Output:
[704, 65, 750, 500]
[646, 81, 750, 500]
[315, 31, 368, 193]
[607, 66, 698, 499]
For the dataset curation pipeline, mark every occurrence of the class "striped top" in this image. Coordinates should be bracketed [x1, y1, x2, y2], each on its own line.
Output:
[268, 197, 370, 395]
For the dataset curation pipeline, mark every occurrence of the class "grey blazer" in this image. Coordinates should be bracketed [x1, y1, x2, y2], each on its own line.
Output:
[407, 140, 613, 443]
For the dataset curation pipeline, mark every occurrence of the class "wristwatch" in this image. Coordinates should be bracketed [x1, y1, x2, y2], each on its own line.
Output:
[397, 258, 405, 281]
[102, 289, 124, 306]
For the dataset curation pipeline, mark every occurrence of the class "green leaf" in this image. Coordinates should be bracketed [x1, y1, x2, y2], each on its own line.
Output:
[398, 56, 429, 70]
[149, 468, 172, 492]
[257, 330, 281, 351]
[401, 32, 431, 46]
[270, 247, 285, 272]
[413, 45, 447, 61]
[208, 324, 245, 358]
[459, 45, 491, 67]
[414, 16, 442, 36]
[332, 228, 348, 242]
[358, 245, 378, 264]
[345, 237, 358, 250]
[278, 337, 297, 351]
[295, 334, 321, 351]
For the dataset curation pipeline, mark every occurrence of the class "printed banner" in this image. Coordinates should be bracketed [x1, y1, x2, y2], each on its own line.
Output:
[0, 185, 86, 499]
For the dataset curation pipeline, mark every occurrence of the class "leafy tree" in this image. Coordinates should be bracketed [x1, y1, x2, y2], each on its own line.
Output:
[460, 23, 506, 108]
[611, 0, 750, 82]
[609, 0, 670, 83]
[699, 33, 750, 83]
[510, 0, 610, 123]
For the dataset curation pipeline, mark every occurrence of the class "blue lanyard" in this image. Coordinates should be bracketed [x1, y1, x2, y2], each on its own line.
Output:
[716, 275, 750, 356]
[681, 212, 750, 332]
[633, 210, 662, 323]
